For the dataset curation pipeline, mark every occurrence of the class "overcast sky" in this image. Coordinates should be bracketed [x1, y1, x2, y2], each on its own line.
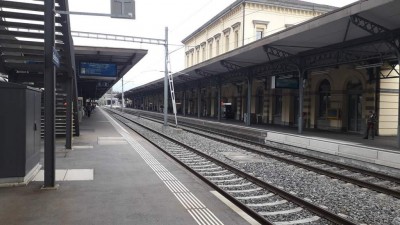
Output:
[68, 0, 358, 92]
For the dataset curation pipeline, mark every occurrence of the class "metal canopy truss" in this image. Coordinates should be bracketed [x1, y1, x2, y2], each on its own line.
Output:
[220, 60, 251, 78]
[303, 42, 394, 70]
[351, 14, 400, 53]
[263, 45, 296, 63]
[379, 62, 400, 79]
[262, 45, 300, 78]
[71, 31, 166, 46]
[220, 60, 242, 71]
[350, 14, 389, 35]
[252, 60, 298, 78]
[195, 69, 214, 78]
[177, 75, 193, 82]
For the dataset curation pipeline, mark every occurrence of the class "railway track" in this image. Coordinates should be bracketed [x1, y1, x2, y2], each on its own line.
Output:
[106, 109, 358, 225]
[122, 109, 400, 199]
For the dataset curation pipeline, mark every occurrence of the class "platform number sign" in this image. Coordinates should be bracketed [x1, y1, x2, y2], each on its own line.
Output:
[52, 47, 60, 68]
[111, 0, 135, 19]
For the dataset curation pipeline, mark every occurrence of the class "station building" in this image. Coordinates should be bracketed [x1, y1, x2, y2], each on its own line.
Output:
[183, 0, 335, 68]
[125, 0, 400, 139]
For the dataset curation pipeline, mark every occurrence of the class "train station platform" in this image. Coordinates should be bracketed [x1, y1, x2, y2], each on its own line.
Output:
[0, 108, 255, 225]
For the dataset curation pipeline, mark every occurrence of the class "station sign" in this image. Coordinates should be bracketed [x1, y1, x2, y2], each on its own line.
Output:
[52, 47, 60, 68]
[79, 62, 117, 80]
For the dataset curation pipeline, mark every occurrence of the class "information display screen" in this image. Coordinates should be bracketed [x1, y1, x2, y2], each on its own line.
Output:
[79, 62, 117, 79]
[275, 77, 299, 89]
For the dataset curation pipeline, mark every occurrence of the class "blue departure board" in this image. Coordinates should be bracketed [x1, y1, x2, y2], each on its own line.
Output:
[79, 62, 117, 78]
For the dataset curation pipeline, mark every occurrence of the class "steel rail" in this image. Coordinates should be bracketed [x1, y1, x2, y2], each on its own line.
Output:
[106, 110, 273, 225]
[124, 109, 400, 199]
[107, 109, 358, 225]
[180, 124, 400, 199]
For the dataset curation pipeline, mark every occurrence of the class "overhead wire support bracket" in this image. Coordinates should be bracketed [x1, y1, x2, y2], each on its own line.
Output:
[71, 31, 166, 45]
[55, 10, 133, 18]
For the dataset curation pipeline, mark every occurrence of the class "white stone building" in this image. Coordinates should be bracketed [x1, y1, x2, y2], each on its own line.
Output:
[182, 0, 336, 68]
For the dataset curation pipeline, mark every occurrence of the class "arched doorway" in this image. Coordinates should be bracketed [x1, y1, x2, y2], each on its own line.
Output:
[347, 78, 363, 132]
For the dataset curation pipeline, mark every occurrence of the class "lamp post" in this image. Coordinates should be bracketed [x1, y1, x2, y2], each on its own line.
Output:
[164, 27, 168, 126]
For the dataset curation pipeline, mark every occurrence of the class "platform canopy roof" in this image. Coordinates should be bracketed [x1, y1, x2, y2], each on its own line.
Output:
[127, 0, 400, 96]
[0, 0, 75, 86]
[0, 0, 147, 100]
[75, 46, 147, 99]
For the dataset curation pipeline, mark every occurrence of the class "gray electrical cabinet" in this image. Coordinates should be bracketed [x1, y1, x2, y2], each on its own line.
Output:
[0, 82, 41, 182]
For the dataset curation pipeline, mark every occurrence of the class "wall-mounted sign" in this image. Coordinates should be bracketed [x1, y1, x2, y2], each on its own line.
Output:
[275, 76, 299, 89]
[79, 62, 117, 79]
[52, 47, 60, 68]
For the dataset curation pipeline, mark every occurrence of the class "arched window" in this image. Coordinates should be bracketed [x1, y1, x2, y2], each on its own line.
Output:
[319, 80, 331, 118]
